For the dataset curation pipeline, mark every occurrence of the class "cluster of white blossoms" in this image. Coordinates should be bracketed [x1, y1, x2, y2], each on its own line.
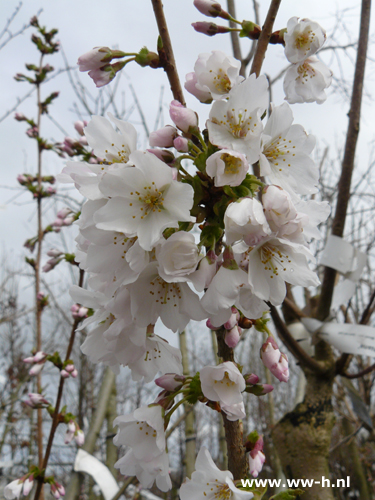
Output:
[57, 15, 331, 493]
[283, 17, 332, 104]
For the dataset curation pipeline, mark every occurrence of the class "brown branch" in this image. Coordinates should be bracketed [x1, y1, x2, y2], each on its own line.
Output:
[342, 362, 375, 379]
[250, 0, 282, 77]
[151, 0, 185, 104]
[33, 270, 84, 500]
[215, 329, 247, 480]
[316, 0, 371, 322]
[269, 305, 327, 374]
[283, 297, 308, 319]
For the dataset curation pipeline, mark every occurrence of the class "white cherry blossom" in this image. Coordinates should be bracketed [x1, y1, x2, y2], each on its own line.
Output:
[185, 51, 244, 102]
[224, 197, 271, 247]
[179, 446, 253, 500]
[200, 361, 245, 407]
[259, 102, 318, 197]
[283, 56, 332, 105]
[115, 449, 171, 492]
[284, 17, 326, 64]
[95, 150, 194, 251]
[156, 231, 200, 282]
[207, 74, 269, 164]
[57, 113, 137, 200]
[206, 149, 249, 187]
[247, 236, 320, 305]
[128, 262, 208, 332]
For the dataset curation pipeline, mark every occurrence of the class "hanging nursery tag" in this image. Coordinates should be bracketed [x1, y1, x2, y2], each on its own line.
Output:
[74, 449, 120, 500]
[301, 318, 375, 358]
[320, 235, 356, 274]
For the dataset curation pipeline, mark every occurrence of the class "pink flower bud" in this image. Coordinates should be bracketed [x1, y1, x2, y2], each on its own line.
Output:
[52, 218, 64, 228]
[260, 337, 289, 383]
[23, 356, 35, 364]
[169, 100, 198, 133]
[78, 47, 112, 72]
[79, 136, 88, 146]
[223, 307, 239, 330]
[74, 120, 87, 136]
[57, 207, 72, 219]
[63, 216, 75, 226]
[155, 373, 185, 392]
[47, 248, 63, 258]
[17, 174, 28, 185]
[46, 186, 56, 196]
[60, 369, 69, 379]
[154, 390, 174, 410]
[149, 125, 178, 148]
[146, 148, 175, 164]
[56, 484, 65, 497]
[192, 21, 230, 36]
[260, 384, 274, 394]
[206, 318, 221, 330]
[37, 291, 45, 301]
[193, 0, 223, 17]
[28, 393, 48, 406]
[70, 368, 78, 378]
[65, 363, 75, 373]
[249, 450, 266, 478]
[173, 136, 189, 152]
[42, 257, 61, 273]
[29, 363, 44, 376]
[34, 351, 47, 363]
[224, 325, 241, 348]
[22, 476, 34, 496]
[15, 112, 27, 121]
[51, 484, 60, 499]
[88, 66, 116, 88]
[246, 373, 259, 385]
[75, 429, 85, 446]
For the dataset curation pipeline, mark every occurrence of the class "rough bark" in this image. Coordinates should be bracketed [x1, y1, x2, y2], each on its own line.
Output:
[272, 370, 336, 500]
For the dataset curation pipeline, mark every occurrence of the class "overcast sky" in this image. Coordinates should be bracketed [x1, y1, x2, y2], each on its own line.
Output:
[0, 0, 374, 278]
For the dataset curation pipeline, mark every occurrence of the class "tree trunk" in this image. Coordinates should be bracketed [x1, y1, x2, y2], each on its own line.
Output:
[272, 370, 336, 500]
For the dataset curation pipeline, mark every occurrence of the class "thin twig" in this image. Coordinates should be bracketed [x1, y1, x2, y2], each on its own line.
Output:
[317, 0, 372, 322]
[150, 0, 185, 104]
[33, 270, 85, 500]
[250, 0, 282, 77]
[269, 305, 327, 374]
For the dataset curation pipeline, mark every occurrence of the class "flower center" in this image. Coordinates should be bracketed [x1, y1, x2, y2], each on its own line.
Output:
[264, 136, 294, 172]
[296, 61, 316, 84]
[294, 28, 315, 52]
[212, 68, 232, 94]
[258, 244, 292, 278]
[104, 142, 131, 164]
[223, 108, 256, 139]
[214, 371, 236, 387]
[221, 153, 241, 175]
[129, 182, 165, 220]
[202, 481, 233, 499]
[135, 420, 157, 438]
[150, 276, 182, 306]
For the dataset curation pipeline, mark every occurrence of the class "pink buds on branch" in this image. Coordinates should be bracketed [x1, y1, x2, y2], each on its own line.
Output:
[192, 22, 232, 37]
[193, 0, 231, 20]
[260, 336, 290, 383]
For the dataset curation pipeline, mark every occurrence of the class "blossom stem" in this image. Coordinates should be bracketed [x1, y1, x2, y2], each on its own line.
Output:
[164, 396, 190, 427]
